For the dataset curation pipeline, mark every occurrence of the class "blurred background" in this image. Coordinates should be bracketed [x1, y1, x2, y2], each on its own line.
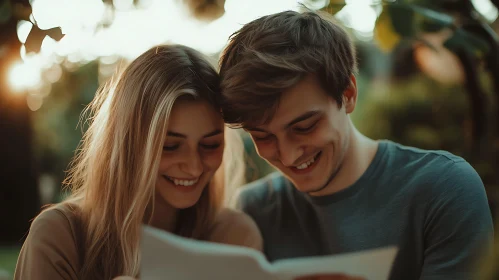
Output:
[0, 0, 498, 277]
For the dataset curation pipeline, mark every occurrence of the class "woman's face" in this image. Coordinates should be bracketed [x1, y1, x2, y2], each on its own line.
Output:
[156, 99, 224, 209]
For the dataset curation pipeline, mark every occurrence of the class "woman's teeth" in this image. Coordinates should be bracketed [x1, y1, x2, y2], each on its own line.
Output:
[166, 176, 198, 186]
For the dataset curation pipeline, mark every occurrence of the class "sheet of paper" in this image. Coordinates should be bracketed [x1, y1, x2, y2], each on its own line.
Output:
[272, 246, 398, 280]
[140, 226, 274, 280]
[140, 225, 398, 280]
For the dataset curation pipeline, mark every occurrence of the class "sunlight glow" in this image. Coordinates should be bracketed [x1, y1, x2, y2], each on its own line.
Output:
[27, 0, 306, 61]
[11, 0, 384, 106]
[336, 0, 378, 40]
[472, 0, 499, 23]
[300, 0, 330, 10]
[27, 94, 44, 111]
[8, 60, 43, 93]
[31, 0, 65, 30]
[17, 20, 33, 44]
[113, 0, 134, 11]
[31, 0, 105, 33]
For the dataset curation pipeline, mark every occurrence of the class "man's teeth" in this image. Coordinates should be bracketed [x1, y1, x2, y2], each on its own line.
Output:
[168, 177, 198, 186]
[296, 156, 315, 170]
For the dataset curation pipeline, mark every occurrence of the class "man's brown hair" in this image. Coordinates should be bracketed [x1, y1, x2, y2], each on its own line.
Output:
[219, 10, 357, 128]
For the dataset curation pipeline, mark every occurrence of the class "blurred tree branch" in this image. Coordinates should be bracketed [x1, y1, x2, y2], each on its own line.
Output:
[181, 0, 226, 21]
[368, 0, 498, 167]
[0, 0, 40, 245]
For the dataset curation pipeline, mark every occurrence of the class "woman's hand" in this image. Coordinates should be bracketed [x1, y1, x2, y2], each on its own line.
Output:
[295, 274, 366, 280]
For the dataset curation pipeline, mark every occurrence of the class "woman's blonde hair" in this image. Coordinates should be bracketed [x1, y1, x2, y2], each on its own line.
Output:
[58, 44, 240, 279]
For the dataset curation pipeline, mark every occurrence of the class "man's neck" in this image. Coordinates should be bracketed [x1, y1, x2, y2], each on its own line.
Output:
[309, 121, 378, 197]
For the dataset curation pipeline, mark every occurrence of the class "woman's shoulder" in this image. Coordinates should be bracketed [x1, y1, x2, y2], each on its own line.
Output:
[32, 203, 81, 234]
[27, 202, 83, 251]
[207, 208, 263, 251]
[14, 203, 83, 279]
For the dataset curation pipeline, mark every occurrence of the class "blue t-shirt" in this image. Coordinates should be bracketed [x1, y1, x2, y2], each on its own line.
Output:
[236, 140, 494, 280]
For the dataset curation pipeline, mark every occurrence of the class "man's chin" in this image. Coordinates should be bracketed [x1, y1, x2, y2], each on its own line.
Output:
[291, 180, 323, 193]
[289, 175, 334, 195]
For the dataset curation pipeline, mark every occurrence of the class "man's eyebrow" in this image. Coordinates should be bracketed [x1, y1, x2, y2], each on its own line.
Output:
[286, 111, 320, 127]
[243, 111, 320, 133]
[167, 129, 222, 138]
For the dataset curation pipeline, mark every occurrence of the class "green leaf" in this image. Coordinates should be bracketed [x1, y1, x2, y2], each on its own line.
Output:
[387, 4, 416, 37]
[386, 3, 455, 37]
[443, 28, 491, 58]
[374, 9, 402, 52]
[321, 2, 346, 15]
[0, 0, 11, 24]
[25, 24, 64, 53]
[411, 4, 454, 26]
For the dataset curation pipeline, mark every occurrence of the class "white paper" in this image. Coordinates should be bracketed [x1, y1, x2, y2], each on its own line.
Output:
[271, 247, 398, 280]
[140, 225, 398, 280]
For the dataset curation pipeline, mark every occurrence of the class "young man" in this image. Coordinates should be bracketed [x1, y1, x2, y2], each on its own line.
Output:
[219, 10, 494, 280]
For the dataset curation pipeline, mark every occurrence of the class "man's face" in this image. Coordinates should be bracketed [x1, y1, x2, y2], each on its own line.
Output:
[244, 74, 357, 194]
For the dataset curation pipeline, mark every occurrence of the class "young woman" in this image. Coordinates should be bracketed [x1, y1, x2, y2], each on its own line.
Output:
[14, 44, 262, 280]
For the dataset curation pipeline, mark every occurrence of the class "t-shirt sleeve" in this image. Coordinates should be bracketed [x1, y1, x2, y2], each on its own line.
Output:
[234, 177, 272, 222]
[420, 160, 494, 280]
[14, 208, 80, 280]
[208, 208, 263, 252]
[234, 187, 254, 214]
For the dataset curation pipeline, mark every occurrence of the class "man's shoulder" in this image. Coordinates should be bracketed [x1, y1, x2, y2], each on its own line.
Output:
[384, 141, 483, 195]
[234, 172, 290, 211]
[385, 140, 464, 165]
[384, 140, 470, 176]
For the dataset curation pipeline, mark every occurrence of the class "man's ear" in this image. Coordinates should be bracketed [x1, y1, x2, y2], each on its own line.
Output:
[343, 74, 358, 114]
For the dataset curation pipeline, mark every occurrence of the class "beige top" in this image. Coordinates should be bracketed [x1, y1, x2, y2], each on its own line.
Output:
[14, 204, 263, 280]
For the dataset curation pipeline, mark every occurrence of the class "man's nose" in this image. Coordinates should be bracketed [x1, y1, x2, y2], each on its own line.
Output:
[277, 138, 304, 167]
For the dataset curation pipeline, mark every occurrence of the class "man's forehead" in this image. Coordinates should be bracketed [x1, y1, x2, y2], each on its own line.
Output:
[240, 107, 278, 130]
[242, 119, 271, 131]
[242, 75, 328, 130]
[243, 108, 320, 132]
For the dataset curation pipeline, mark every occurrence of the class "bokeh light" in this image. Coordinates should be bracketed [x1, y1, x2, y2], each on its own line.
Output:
[16, 20, 33, 44]
[336, 0, 379, 40]
[26, 93, 44, 111]
[472, 0, 499, 23]
[8, 60, 42, 93]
